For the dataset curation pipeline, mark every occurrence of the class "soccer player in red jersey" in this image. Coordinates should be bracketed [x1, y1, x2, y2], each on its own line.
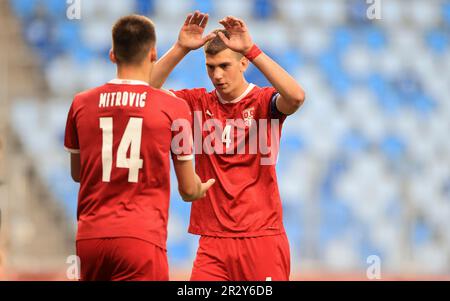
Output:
[64, 15, 215, 281]
[150, 12, 306, 281]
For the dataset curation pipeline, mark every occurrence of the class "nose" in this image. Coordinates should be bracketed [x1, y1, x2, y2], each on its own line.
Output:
[213, 68, 223, 81]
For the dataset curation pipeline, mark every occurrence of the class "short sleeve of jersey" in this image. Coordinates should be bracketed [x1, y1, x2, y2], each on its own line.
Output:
[64, 101, 80, 154]
[168, 96, 194, 161]
[258, 87, 288, 123]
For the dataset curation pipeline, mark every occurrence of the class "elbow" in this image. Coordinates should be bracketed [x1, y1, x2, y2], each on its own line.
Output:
[285, 91, 305, 114]
[293, 90, 306, 108]
[71, 172, 80, 183]
[179, 186, 197, 202]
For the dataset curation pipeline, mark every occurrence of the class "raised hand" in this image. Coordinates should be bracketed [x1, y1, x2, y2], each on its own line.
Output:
[218, 16, 254, 55]
[177, 11, 216, 51]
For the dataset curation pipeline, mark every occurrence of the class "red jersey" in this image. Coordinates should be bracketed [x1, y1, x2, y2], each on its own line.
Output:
[64, 79, 193, 250]
[172, 84, 287, 237]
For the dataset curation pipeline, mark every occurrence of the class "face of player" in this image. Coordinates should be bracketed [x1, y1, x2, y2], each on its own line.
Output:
[205, 48, 249, 101]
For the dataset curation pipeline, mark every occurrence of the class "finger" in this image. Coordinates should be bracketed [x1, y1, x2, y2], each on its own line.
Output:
[219, 19, 231, 30]
[225, 16, 236, 27]
[217, 31, 230, 46]
[184, 13, 193, 26]
[190, 10, 200, 24]
[195, 13, 206, 26]
[193, 11, 204, 25]
[235, 18, 246, 29]
[199, 14, 209, 28]
[205, 179, 216, 189]
[226, 16, 237, 24]
[202, 31, 217, 43]
[228, 17, 241, 28]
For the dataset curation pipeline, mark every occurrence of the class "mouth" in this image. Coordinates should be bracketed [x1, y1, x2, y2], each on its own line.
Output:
[215, 83, 227, 89]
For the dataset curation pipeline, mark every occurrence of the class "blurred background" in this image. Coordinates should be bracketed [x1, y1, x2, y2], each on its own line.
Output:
[0, 0, 450, 280]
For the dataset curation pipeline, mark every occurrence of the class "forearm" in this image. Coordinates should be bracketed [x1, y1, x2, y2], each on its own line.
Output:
[149, 43, 190, 89]
[180, 173, 202, 202]
[252, 52, 305, 108]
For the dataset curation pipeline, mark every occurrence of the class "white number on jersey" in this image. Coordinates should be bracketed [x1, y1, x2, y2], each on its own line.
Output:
[222, 124, 232, 149]
[99, 117, 144, 183]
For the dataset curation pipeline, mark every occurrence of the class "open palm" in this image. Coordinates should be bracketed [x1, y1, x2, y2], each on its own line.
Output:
[178, 11, 215, 50]
[218, 17, 254, 54]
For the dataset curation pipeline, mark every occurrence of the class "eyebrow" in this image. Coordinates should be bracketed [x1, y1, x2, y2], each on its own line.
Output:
[206, 62, 232, 68]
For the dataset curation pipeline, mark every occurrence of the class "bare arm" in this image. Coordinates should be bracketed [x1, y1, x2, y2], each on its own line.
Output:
[173, 159, 215, 202]
[218, 17, 305, 115]
[150, 11, 215, 89]
[70, 153, 81, 183]
[70, 151, 214, 200]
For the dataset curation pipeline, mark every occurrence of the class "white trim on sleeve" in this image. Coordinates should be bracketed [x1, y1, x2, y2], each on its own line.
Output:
[64, 147, 80, 154]
[177, 155, 194, 161]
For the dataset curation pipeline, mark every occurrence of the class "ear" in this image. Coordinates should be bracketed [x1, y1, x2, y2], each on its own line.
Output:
[150, 47, 157, 63]
[240, 56, 249, 73]
[109, 49, 117, 64]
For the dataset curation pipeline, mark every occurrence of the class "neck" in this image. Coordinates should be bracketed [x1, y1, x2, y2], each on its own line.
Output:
[116, 64, 152, 84]
[218, 80, 250, 102]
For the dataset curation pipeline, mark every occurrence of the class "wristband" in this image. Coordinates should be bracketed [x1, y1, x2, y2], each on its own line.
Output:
[244, 44, 262, 61]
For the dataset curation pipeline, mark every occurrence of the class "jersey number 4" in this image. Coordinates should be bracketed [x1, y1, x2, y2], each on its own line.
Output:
[99, 117, 144, 183]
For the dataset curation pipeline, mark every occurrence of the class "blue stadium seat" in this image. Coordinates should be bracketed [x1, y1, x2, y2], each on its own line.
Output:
[9, 0, 37, 20]
[319, 198, 353, 249]
[365, 26, 387, 51]
[135, 0, 155, 16]
[332, 26, 354, 53]
[42, 0, 68, 19]
[54, 21, 80, 52]
[253, 0, 275, 20]
[426, 29, 449, 54]
[413, 220, 432, 245]
[380, 135, 406, 162]
[341, 130, 370, 153]
[191, 0, 214, 15]
[443, 2, 450, 27]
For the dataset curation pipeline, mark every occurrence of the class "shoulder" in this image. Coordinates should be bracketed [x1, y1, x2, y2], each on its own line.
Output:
[72, 84, 107, 106]
[171, 87, 210, 99]
[252, 86, 277, 99]
[152, 88, 190, 108]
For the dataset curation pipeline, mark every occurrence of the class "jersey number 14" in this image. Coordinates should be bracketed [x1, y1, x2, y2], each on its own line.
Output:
[99, 117, 144, 183]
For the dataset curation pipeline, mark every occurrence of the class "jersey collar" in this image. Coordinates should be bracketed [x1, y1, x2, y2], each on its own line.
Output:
[216, 83, 255, 104]
[108, 79, 150, 86]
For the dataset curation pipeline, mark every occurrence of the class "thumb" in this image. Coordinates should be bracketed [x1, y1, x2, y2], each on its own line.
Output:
[205, 178, 216, 188]
[202, 179, 216, 192]
[202, 32, 217, 44]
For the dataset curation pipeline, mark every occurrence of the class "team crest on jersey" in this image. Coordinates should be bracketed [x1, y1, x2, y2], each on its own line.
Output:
[242, 107, 255, 127]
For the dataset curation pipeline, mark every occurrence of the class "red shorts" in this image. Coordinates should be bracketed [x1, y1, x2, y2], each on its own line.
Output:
[190, 233, 291, 281]
[76, 237, 168, 281]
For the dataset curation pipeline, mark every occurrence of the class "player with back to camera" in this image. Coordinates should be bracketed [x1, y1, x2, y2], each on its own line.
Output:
[64, 15, 215, 281]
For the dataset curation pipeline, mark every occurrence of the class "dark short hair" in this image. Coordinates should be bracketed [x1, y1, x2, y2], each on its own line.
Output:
[204, 29, 229, 55]
[112, 15, 156, 65]
[204, 29, 242, 59]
